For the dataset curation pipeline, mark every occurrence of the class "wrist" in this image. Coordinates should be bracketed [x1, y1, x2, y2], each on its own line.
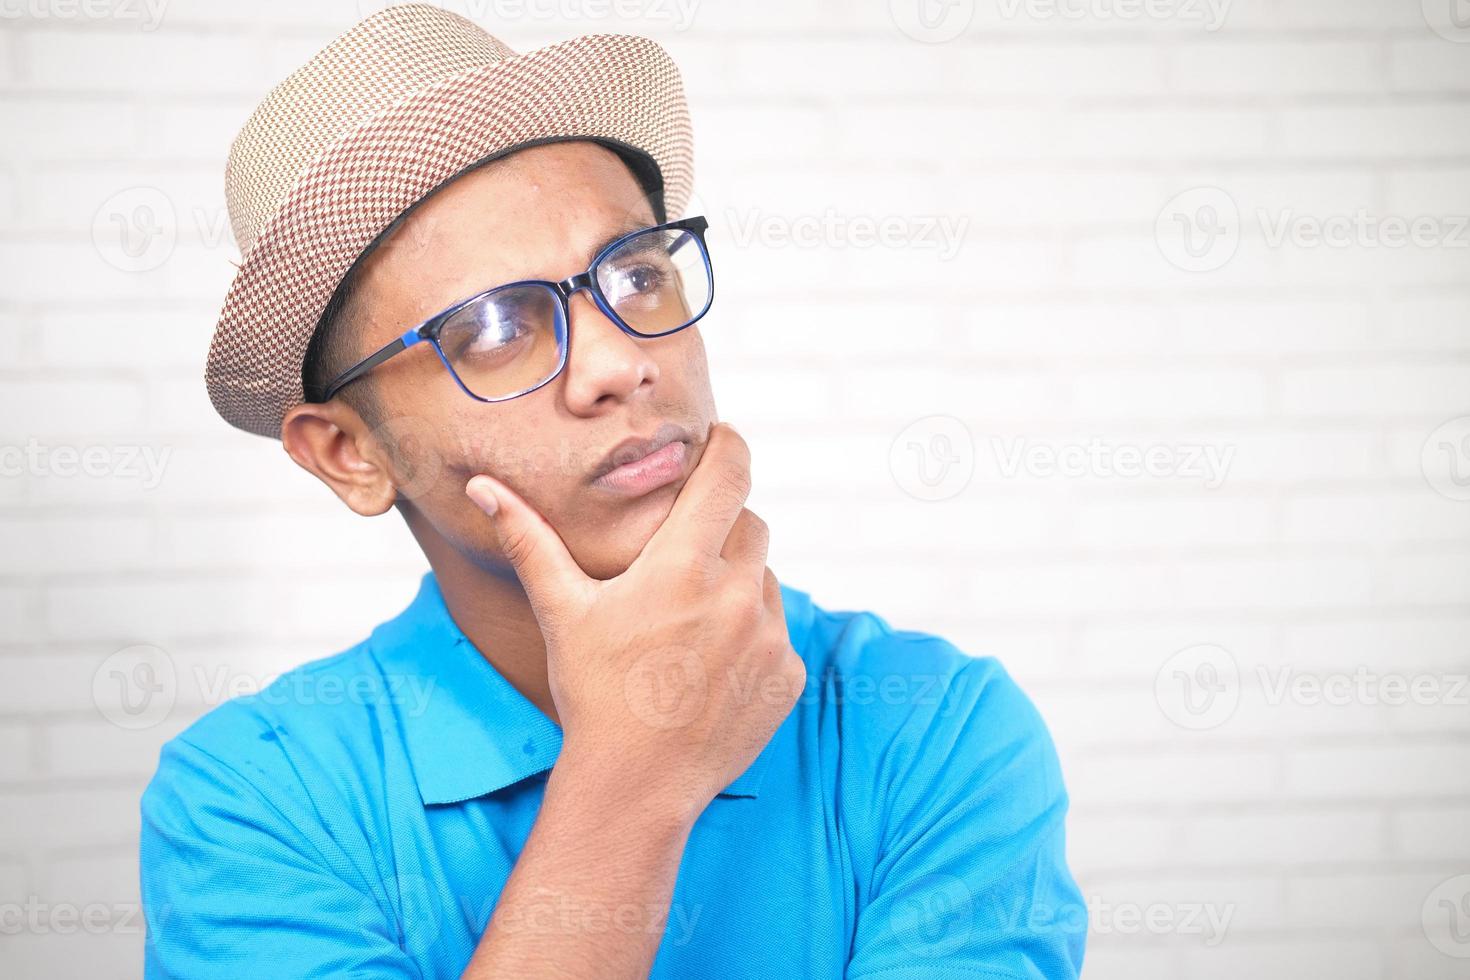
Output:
[549, 740, 706, 833]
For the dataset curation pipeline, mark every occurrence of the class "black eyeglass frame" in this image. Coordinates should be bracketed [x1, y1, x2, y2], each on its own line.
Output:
[309, 215, 713, 404]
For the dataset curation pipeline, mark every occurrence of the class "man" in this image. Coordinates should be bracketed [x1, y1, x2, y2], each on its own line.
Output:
[140, 5, 1086, 978]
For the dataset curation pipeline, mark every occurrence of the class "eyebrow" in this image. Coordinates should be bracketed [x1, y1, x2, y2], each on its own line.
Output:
[585, 222, 651, 264]
[445, 218, 658, 302]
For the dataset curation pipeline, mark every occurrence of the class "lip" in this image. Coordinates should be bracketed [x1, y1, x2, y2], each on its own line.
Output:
[590, 421, 692, 496]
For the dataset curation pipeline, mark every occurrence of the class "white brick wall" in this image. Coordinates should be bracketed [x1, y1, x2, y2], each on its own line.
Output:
[1, 1, 1467, 977]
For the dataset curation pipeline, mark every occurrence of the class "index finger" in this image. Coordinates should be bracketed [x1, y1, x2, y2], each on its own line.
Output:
[644, 422, 751, 565]
[465, 473, 593, 627]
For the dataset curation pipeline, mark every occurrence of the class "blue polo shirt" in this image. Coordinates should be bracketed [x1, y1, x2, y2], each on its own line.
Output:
[140, 572, 1085, 978]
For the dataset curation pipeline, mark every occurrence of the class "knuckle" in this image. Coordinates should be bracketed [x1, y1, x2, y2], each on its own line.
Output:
[679, 547, 722, 586]
[762, 567, 785, 613]
[785, 650, 807, 684]
[719, 580, 764, 631]
[777, 651, 807, 705]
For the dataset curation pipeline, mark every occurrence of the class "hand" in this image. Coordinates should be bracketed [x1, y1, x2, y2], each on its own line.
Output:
[465, 422, 806, 817]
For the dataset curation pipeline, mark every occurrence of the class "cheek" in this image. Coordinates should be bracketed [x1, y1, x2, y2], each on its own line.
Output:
[390, 423, 597, 567]
[363, 413, 455, 501]
[372, 325, 716, 575]
[444, 419, 585, 497]
[427, 414, 593, 537]
[660, 326, 715, 408]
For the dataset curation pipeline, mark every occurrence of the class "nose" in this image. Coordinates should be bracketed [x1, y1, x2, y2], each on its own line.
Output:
[559, 290, 659, 415]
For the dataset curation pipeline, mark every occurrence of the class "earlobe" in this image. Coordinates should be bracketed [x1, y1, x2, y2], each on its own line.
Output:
[281, 402, 398, 517]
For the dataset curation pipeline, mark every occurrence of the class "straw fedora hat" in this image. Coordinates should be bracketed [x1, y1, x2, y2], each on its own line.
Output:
[206, 2, 693, 438]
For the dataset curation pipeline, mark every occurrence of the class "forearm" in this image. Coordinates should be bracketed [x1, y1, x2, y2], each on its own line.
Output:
[461, 746, 701, 979]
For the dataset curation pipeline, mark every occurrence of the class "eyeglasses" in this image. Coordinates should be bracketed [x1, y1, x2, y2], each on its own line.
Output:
[315, 215, 713, 404]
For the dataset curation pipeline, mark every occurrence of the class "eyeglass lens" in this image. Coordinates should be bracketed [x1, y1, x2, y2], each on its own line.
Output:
[434, 226, 710, 400]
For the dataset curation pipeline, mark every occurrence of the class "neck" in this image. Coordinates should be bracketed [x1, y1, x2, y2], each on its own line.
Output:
[404, 508, 559, 726]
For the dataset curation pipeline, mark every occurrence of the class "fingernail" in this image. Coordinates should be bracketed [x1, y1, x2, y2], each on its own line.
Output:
[466, 476, 498, 516]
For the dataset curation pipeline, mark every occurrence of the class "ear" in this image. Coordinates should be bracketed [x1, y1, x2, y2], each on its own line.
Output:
[281, 399, 398, 517]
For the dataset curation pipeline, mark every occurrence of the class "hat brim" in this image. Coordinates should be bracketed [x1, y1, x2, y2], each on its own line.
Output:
[206, 32, 693, 439]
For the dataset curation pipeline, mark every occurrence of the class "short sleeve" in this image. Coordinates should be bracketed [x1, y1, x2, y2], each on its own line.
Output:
[140, 735, 420, 980]
[844, 656, 1086, 979]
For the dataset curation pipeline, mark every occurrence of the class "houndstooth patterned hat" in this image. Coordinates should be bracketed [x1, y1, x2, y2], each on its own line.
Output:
[206, 2, 694, 438]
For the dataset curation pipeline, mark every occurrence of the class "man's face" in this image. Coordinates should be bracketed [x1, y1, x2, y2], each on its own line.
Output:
[338, 141, 717, 581]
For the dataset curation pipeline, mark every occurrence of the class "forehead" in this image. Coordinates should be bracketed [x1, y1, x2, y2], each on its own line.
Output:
[356, 141, 658, 323]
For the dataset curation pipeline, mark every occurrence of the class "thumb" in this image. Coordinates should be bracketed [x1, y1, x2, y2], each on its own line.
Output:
[465, 474, 589, 614]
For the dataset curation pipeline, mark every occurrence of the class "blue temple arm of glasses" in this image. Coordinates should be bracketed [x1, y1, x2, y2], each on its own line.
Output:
[318, 328, 426, 401]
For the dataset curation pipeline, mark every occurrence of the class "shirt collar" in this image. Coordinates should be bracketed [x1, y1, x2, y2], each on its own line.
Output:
[371, 570, 812, 807]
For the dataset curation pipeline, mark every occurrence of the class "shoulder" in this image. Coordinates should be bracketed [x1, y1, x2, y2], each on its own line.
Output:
[137, 645, 426, 978]
[142, 641, 392, 814]
[783, 584, 1064, 803]
[168, 641, 386, 750]
[788, 584, 1046, 736]
[788, 594, 1087, 976]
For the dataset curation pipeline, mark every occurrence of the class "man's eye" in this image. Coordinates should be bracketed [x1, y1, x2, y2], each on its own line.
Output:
[468, 305, 530, 351]
[442, 301, 535, 361]
[605, 262, 669, 304]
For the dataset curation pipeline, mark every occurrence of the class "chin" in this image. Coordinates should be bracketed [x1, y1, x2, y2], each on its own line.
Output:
[574, 544, 642, 582]
[574, 487, 680, 580]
